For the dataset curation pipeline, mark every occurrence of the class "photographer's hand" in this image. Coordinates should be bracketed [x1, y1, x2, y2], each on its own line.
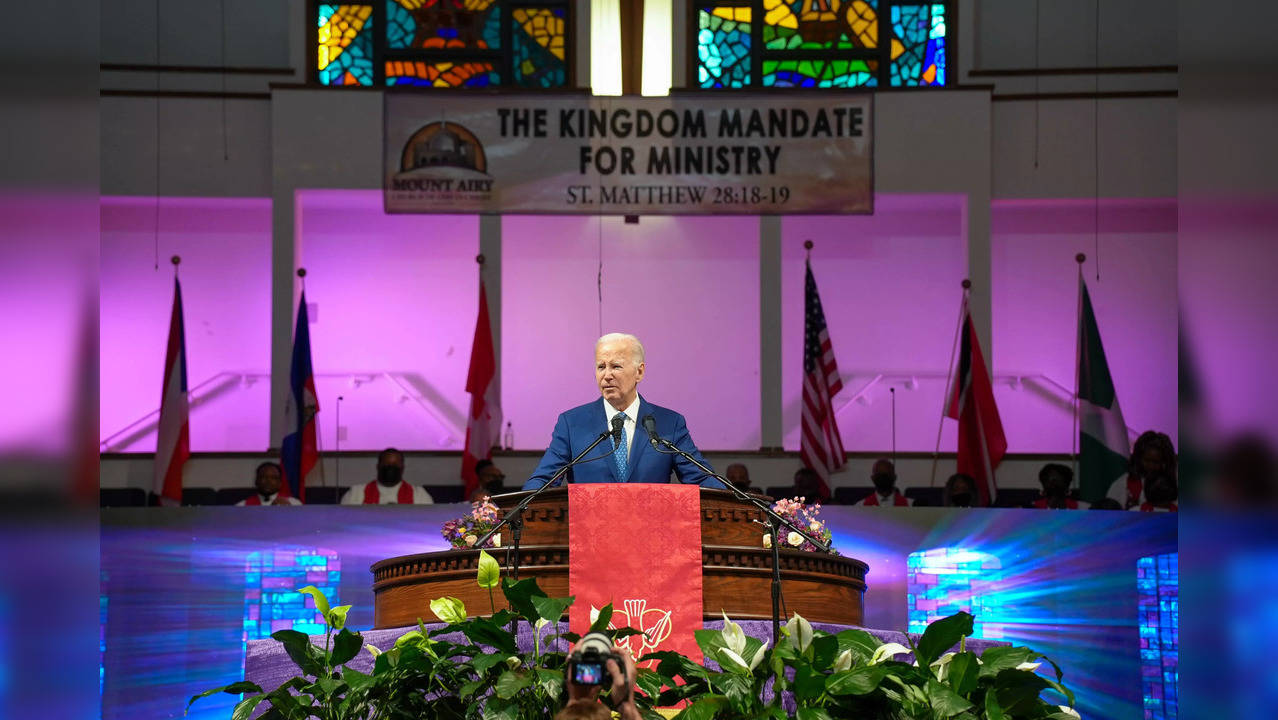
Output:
[604, 647, 641, 720]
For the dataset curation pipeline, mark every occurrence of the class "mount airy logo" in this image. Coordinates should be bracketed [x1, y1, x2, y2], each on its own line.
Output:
[393, 121, 494, 198]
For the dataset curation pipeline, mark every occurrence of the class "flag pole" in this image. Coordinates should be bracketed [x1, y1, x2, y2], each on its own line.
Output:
[298, 267, 327, 490]
[930, 279, 970, 487]
[1071, 254, 1085, 479]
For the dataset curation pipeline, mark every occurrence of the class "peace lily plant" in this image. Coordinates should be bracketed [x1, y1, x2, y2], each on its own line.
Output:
[190, 552, 1077, 719]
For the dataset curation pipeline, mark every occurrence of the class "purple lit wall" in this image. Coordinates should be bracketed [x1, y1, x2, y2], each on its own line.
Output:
[99, 193, 1176, 455]
[297, 190, 478, 454]
[502, 215, 761, 451]
[991, 198, 1177, 451]
[100, 197, 272, 452]
[780, 194, 969, 452]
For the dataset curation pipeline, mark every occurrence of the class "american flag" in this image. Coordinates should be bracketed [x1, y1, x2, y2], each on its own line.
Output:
[800, 260, 845, 497]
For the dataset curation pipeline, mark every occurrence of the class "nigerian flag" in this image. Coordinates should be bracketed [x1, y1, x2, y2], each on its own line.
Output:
[1078, 280, 1131, 502]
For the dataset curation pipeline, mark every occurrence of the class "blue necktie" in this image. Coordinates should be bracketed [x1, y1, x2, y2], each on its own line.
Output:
[612, 415, 628, 480]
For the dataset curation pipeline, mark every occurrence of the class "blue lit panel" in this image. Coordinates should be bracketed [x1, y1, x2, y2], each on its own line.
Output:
[1138, 553, 1178, 719]
[907, 548, 1008, 638]
[243, 548, 340, 641]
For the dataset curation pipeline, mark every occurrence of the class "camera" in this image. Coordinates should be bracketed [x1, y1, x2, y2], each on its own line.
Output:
[567, 631, 625, 687]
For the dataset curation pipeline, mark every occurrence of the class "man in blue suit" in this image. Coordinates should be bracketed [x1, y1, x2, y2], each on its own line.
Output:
[522, 333, 725, 490]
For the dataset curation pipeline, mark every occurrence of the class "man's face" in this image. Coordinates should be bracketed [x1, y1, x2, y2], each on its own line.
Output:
[1138, 447, 1166, 477]
[377, 452, 405, 486]
[725, 464, 750, 487]
[255, 465, 282, 496]
[478, 464, 505, 487]
[596, 340, 644, 409]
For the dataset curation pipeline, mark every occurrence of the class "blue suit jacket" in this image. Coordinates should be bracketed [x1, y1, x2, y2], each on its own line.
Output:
[522, 396, 724, 490]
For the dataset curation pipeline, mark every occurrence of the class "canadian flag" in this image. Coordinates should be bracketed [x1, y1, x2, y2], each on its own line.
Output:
[153, 278, 189, 506]
[462, 279, 501, 497]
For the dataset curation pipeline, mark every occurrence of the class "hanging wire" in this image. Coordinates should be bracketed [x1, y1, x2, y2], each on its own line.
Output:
[220, 0, 229, 161]
[596, 216, 604, 336]
[1093, 0, 1101, 281]
[153, 0, 161, 270]
[1033, 0, 1040, 169]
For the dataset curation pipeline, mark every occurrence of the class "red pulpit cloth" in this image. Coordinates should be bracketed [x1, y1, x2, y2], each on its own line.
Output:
[568, 484, 703, 666]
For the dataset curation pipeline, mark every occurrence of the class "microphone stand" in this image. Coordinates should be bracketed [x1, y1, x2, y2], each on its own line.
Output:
[644, 427, 830, 645]
[475, 429, 616, 582]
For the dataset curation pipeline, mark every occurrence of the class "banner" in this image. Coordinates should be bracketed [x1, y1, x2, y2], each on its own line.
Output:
[568, 484, 703, 667]
[384, 91, 873, 215]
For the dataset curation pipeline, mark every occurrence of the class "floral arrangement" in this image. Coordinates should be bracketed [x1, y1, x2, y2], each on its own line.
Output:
[763, 496, 835, 553]
[441, 497, 501, 549]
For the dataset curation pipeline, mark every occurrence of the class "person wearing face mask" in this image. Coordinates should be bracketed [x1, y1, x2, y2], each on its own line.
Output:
[1131, 471, 1177, 512]
[856, 459, 912, 506]
[943, 473, 976, 508]
[340, 447, 435, 505]
[1032, 463, 1088, 509]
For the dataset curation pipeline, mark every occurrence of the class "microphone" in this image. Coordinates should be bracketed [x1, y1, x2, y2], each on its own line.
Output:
[611, 414, 625, 447]
[642, 415, 662, 449]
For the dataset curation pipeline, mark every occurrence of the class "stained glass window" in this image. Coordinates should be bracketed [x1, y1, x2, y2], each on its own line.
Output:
[313, 0, 572, 88]
[694, 1, 951, 89]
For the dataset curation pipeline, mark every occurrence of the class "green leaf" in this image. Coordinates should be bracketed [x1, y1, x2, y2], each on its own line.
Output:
[429, 596, 468, 625]
[461, 617, 520, 654]
[483, 696, 520, 720]
[340, 667, 373, 691]
[534, 667, 564, 699]
[915, 612, 974, 668]
[677, 695, 730, 720]
[810, 634, 840, 671]
[984, 685, 1006, 720]
[270, 629, 324, 676]
[472, 652, 514, 674]
[458, 678, 485, 699]
[833, 629, 884, 670]
[330, 627, 363, 666]
[531, 594, 574, 623]
[590, 603, 614, 632]
[694, 628, 729, 659]
[796, 708, 835, 720]
[992, 668, 1051, 716]
[717, 673, 754, 711]
[825, 665, 887, 695]
[495, 669, 532, 699]
[502, 577, 548, 620]
[297, 585, 331, 620]
[635, 667, 665, 701]
[326, 604, 351, 630]
[977, 647, 1040, 678]
[946, 651, 980, 696]
[793, 665, 826, 702]
[477, 549, 501, 589]
[926, 677, 975, 717]
[229, 695, 266, 720]
[186, 681, 263, 709]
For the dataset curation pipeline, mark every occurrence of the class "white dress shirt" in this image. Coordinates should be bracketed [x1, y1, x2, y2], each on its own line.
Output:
[602, 396, 641, 456]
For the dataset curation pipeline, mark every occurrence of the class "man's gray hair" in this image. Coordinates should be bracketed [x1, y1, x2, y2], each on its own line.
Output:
[596, 332, 645, 364]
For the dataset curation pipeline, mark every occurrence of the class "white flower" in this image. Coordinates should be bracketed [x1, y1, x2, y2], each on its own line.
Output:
[1016, 661, 1042, 672]
[365, 644, 382, 658]
[748, 640, 769, 671]
[870, 642, 911, 665]
[930, 652, 956, 680]
[809, 520, 822, 532]
[833, 648, 853, 672]
[1057, 706, 1080, 718]
[785, 613, 813, 653]
[787, 531, 804, 546]
[505, 656, 521, 670]
[721, 611, 747, 655]
[762, 533, 773, 549]
[463, 534, 477, 546]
